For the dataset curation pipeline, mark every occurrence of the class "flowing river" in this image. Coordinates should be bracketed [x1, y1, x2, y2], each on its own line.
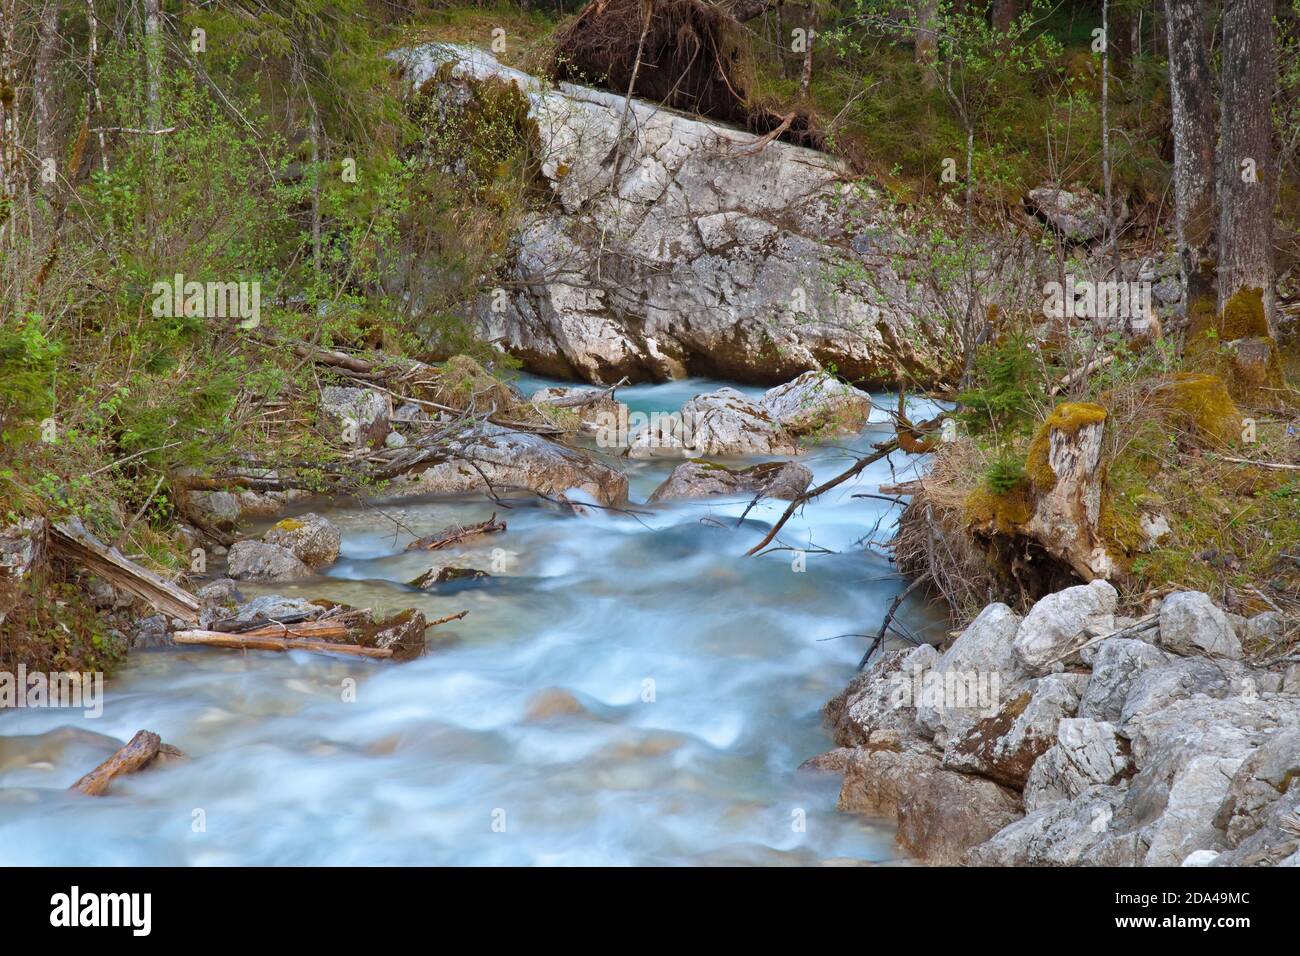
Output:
[0, 378, 943, 865]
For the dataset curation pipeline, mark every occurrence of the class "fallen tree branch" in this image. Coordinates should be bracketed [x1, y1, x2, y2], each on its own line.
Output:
[406, 513, 507, 551]
[858, 576, 926, 670]
[744, 433, 909, 556]
[426, 610, 470, 628]
[51, 518, 200, 623]
[1037, 613, 1159, 668]
[1211, 455, 1300, 471]
[173, 630, 395, 658]
[70, 730, 182, 796]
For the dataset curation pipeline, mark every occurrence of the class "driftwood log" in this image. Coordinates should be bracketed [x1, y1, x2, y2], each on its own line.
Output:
[173, 630, 395, 658]
[69, 730, 184, 796]
[51, 518, 200, 623]
[406, 513, 506, 551]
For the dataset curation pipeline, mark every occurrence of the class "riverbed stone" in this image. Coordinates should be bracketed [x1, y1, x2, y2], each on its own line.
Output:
[1158, 590, 1243, 659]
[1077, 637, 1170, 723]
[942, 674, 1083, 788]
[759, 371, 873, 437]
[835, 746, 1022, 863]
[225, 541, 313, 582]
[1023, 717, 1131, 812]
[626, 388, 798, 459]
[649, 459, 812, 502]
[263, 513, 341, 569]
[916, 602, 1027, 745]
[400, 424, 628, 506]
[966, 784, 1126, 866]
[1012, 579, 1117, 672]
[1213, 728, 1300, 846]
[226, 595, 325, 625]
[824, 643, 941, 749]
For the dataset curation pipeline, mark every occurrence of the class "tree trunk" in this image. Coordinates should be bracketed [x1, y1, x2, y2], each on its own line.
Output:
[144, 0, 162, 133]
[86, 0, 108, 173]
[1163, 0, 1217, 314]
[34, 0, 60, 197]
[915, 0, 938, 91]
[1101, 0, 1121, 281]
[0, 0, 19, 245]
[991, 0, 1020, 32]
[799, 7, 815, 98]
[1217, 0, 1276, 333]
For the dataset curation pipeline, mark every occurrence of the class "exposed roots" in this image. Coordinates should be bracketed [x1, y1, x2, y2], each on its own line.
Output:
[552, 0, 821, 146]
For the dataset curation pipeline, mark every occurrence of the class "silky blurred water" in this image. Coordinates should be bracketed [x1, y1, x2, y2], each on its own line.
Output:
[0, 377, 943, 866]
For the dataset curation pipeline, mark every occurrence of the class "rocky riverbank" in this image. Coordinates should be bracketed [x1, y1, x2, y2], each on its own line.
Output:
[810, 582, 1300, 866]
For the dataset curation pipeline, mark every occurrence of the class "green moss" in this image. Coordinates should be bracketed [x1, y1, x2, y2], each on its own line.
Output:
[964, 483, 1034, 536]
[273, 518, 305, 532]
[1026, 402, 1107, 492]
[1220, 287, 1271, 339]
[1147, 372, 1239, 445]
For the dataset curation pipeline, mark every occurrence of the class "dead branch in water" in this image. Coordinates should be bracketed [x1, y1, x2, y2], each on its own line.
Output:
[70, 730, 183, 796]
[426, 610, 470, 627]
[744, 430, 923, 556]
[173, 630, 395, 658]
[406, 513, 507, 551]
[857, 576, 927, 670]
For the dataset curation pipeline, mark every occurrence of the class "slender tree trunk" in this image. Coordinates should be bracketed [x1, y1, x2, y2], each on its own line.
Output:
[144, 0, 161, 133]
[1102, 0, 1121, 281]
[86, 0, 108, 173]
[915, 0, 938, 91]
[1163, 0, 1217, 313]
[0, 0, 19, 246]
[34, 0, 60, 197]
[1217, 0, 1276, 333]
[799, 6, 815, 98]
[991, 0, 1020, 33]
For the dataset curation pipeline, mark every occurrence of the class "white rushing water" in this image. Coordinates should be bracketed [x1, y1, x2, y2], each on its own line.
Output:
[0, 377, 944, 865]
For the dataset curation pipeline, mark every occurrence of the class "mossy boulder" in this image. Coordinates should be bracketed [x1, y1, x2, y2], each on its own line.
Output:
[1144, 372, 1240, 445]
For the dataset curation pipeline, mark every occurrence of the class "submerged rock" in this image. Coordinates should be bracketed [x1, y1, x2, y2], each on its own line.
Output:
[649, 459, 812, 502]
[408, 565, 490, 589]
[399, 424, 628, 506]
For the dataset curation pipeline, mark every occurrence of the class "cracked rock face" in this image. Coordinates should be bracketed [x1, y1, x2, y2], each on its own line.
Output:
[394, 45, 950, 388]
